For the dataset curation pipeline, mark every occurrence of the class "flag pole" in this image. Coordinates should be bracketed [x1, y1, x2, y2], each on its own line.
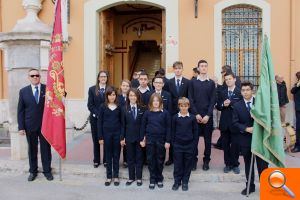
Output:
[246, 153, 255, 197]
[59, 157, 62, 181]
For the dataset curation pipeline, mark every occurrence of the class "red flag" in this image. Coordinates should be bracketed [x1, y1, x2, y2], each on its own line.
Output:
[42, 0, 66, 159]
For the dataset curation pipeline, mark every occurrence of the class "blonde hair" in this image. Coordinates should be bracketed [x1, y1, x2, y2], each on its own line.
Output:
[148, 93, 163, 111]
[178, 97, 190, 107]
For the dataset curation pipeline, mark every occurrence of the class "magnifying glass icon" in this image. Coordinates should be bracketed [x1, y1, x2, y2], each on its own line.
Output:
[268, 170, 296, 198]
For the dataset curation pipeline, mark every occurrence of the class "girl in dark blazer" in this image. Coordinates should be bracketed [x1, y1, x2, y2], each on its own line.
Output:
[87, 71, 108, 168]
[121, 88, 145, 186]
[118, 79, 131, 168]
[98, 87, 122, 186]
[140, 93, 171, 190]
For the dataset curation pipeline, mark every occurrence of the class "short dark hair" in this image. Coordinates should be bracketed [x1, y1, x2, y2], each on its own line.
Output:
[193, 67, 199, 74]
[224, 72, 236, 78]
[197, 60, 208, 67]
[28, 68, 39, 74]
[139, 71, 149, 78]
[296, 71, 300, 81]
[173, 61, 183, 68]
[153, 75, 164, 83]
[241, 81, 254, 90]
[158, 68, 166, 76]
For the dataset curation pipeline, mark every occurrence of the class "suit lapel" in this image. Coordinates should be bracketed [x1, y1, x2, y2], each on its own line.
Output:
[38, 84, 45, 105]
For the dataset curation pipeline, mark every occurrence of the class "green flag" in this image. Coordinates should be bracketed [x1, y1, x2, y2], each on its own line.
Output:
[250, 35, 286, 168]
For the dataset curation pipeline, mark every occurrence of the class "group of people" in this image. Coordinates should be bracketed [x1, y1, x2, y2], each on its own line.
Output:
[17, 60, 300, 196]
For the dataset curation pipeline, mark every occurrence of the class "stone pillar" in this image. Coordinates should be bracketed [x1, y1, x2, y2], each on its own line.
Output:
[0, 0, 51, 160]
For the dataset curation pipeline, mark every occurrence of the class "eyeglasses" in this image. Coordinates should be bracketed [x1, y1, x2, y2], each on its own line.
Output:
[30, 75, 40, 78]
[154, 82, 163, 84]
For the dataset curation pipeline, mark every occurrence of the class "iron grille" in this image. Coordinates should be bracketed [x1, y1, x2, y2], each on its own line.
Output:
[222, 5, 262, 89]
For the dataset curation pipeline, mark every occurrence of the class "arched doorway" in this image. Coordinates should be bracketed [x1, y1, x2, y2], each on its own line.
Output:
[100, 4, 164, 85]
[84, 0, 179, 98]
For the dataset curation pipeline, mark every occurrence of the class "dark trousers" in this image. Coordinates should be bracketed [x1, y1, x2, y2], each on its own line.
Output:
[122, 146, 127, 163]
[241, 147, 268, 187]
[194, 118, 213, 165]
[295, 111, 300, 146]
[104, 131, 121, 179]
[147, 140, 166, 183]
[90, 117, 105, 164]
[221, 129, 240, 167]
[167, 145, 173, 162]
[173, 150, 193, 184]
[25, 130, 52, 174]
[127, 141, 143, 180]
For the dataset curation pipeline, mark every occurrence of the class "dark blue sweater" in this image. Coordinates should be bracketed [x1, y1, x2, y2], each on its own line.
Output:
[97, 105, 122, 140]
[171, 114, 198, 146]
[138, 89, 152, 108]
[140, 109, 171, 143]
[188, 78, 216, 117]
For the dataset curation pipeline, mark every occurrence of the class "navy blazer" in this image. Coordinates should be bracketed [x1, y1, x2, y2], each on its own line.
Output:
[117, 94, 127, 108]
[121, 105, 145, 142]
[168, 77, 189, 114]
[216, 87, 242, 132]
[149, 90, 172, 112]
[87, 85, 106, 119]
[232, 98, 255, 148]
[291, 84, 300, 111]
[17, 84, 46, 132]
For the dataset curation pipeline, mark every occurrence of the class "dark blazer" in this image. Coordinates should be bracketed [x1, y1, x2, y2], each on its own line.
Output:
[277, 81, 289, 107]
[291, 84, 300, 111]
[117, 94, 127, 108]
[216, 87, 242, 132]
[121, 105, 145, 142]
[232, 98, 255, 148]
[17, 84, 46, 132]
[168, 77, 189, 114]
[87, 85, 106, 118]
[149, 90, 172, 112]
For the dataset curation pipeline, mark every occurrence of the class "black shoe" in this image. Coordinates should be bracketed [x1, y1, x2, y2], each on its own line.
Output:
[172, 183, 180, 191]
[137, 180, 143, 186]
[126, 180, 134, 186]
[182, 184, 189, 191]
[157, 182, 164, 188]
[93, 163, 100, 168]
[232, 166, 240, 174]
[291, 146, 300, 153]
[105, 179, 112, 186]
[149, 183, 155, 190]
[44, 173, 54, 181]
[114, 178, 120, 186]
[202, 162, 209, 171]
[103, 163, 107, 168]
[223, 166, 231, 173]
[165, 160, 173, 166]
[28, 173, 37, 182]
[241, 187, 255, 195]
[192, 163, 197, 171]
[123, 162, 128, 168]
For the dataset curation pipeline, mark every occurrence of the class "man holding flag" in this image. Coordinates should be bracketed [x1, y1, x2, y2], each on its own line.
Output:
[232, 35, 286, 196]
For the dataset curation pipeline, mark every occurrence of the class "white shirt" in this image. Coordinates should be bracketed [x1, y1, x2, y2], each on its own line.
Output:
[197, 75, 210, 81]
[155, 90, 162, 95]
[130, 103, 137, 109]
[138, 86, 150, 94]
[175, 76, 183, 85]
[31, 84, 41, 100]
[244, 97, 254, 108]
[108, 104, 117, 111]
[178, 112, 190, 118]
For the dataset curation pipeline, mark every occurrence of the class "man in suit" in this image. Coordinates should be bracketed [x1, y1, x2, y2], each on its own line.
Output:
[166, 61, 190, 166]
[291, 71, 300, 152]
[232, 81, 268, 195]
[17, 68, 53, 181]
[216, 73, 242, 174]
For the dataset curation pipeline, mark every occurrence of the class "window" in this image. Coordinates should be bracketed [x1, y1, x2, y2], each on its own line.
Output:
[222, 5, 262, 89]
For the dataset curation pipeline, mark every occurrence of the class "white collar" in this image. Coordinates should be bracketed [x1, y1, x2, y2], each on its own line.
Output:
[228, 86, 236, 92]
[197, 75, 210, 81]
[175, 76, 183, 82]
[178, 112, 190, 117]
[138, 86, 150, 91]
[244, 97, 254, 105]
[155, 90, 162, 94]
[99, 85, 106, 90]
[130, 103, 137, 108]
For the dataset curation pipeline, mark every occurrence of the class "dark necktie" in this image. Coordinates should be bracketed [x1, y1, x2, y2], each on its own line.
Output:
[132, 106, 136, 120]
[246, 102, 251, 112]
[228, 90, 233, 99]
[176, 79, 180, 94]
[99, 88, 105, 97]
[34, 86, 39, 104]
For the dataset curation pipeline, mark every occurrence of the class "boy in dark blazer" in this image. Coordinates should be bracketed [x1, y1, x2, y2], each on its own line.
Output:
[17, 68, 52, 181]
[232, 81, 268, 195]
[216, 73, 242, 174]
[166, 61, 189, 166]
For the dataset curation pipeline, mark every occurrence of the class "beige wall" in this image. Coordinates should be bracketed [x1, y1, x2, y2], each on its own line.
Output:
[0, 0, 300, 100]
